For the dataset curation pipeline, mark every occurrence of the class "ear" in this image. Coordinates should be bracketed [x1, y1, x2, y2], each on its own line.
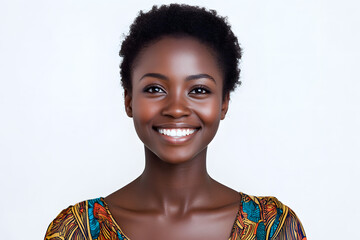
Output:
[124, 89, 133, 118]
[220, 92, 230, 120]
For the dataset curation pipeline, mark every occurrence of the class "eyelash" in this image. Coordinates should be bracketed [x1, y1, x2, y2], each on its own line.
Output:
[143, 85, 211, 95]
[189, 85, 211, 95]
[143, 85, 166, 94]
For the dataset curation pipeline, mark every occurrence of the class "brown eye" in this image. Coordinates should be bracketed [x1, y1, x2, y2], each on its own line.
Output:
[189, 86, 210, 95]
[144, 86, 165, 93]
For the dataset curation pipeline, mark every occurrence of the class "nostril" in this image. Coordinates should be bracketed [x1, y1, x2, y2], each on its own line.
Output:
[161, 101, 191, 118]
[161, 108, 191, 118]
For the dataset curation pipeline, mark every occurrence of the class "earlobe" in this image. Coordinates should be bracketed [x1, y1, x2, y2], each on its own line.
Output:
[221, 93, 230, 120]
[124, 89, 133, 118]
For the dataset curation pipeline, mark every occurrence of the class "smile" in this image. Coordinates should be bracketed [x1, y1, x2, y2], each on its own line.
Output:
[157, 128, 198, 138]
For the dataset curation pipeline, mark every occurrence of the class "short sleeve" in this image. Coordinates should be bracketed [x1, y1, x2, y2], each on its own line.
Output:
[44, 206, 86, 240]
[273, 207, 307, 240]
[254, 195, 306, 240]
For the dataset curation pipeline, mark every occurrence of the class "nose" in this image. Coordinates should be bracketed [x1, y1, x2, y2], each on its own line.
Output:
[161, 92, 191, 118]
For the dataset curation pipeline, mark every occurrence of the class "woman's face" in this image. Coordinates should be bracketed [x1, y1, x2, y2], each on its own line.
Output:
[125, 36, 229, 164]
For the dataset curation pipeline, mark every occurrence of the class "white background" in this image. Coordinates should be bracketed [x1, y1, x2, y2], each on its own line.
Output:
[1, 0, 359, 239]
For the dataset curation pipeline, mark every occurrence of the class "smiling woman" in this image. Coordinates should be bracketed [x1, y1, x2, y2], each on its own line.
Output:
[128, 37, 227, 164]
[44, 4, 306, 240]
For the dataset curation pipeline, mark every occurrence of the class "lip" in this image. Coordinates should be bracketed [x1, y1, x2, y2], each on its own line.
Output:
[152, 124, 201, 144]
[153, 123, 200, 129]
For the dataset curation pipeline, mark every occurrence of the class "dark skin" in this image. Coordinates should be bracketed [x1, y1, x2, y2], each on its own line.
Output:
[105, 36, 240, 240]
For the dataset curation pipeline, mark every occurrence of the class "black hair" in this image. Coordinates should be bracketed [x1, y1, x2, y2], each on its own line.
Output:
[120, 4, 242, 97]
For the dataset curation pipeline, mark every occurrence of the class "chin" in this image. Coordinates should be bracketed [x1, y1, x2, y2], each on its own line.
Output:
[153, 147, 207, 165]
[158, 156, 194, 165]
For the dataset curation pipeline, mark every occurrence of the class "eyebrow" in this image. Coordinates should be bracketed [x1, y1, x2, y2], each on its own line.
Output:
[139, 73, 216, 84]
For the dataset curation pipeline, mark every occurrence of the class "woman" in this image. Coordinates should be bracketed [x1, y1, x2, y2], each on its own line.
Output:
[45, 4, 306, 240]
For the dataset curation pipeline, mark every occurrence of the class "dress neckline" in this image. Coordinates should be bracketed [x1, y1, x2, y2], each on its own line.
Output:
[99, 192, 243, 240]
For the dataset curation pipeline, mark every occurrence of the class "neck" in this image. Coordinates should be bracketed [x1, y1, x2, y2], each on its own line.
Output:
[137, 146, 213, 215]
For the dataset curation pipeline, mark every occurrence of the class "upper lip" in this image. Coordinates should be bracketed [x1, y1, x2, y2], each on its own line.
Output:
[153, 123, 200, 129]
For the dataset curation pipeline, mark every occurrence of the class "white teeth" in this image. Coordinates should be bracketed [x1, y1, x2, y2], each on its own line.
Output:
[157, 128, 197, 137]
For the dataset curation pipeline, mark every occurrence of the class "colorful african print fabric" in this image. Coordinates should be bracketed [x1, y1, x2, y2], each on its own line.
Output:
[45, 193, 306, 240]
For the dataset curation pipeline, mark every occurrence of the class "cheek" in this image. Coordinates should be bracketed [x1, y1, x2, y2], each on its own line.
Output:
[132, 98, 159, 134]
[195, 98, 222, 127]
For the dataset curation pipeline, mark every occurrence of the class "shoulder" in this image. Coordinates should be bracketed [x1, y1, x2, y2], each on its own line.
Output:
[236, 192, 306, 240]
[45, 198, 105, 240]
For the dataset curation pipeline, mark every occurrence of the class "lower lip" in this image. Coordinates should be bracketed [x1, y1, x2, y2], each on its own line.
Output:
[154, 129, 199, 144]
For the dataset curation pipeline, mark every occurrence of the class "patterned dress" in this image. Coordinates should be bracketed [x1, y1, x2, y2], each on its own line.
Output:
[45, 192, 306, 240]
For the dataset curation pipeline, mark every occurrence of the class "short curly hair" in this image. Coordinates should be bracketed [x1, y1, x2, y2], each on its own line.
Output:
[120, 4, 242, 97]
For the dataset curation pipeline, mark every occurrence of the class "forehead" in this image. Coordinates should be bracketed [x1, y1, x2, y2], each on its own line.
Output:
[131, 36, 223, 83]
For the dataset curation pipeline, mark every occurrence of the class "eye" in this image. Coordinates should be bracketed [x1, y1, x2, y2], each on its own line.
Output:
[144, 85, 166, 94]
[189, 86, 211, 95]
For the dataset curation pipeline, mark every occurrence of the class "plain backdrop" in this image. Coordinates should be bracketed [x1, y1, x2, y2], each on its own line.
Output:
[1, 0, 359, 239]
